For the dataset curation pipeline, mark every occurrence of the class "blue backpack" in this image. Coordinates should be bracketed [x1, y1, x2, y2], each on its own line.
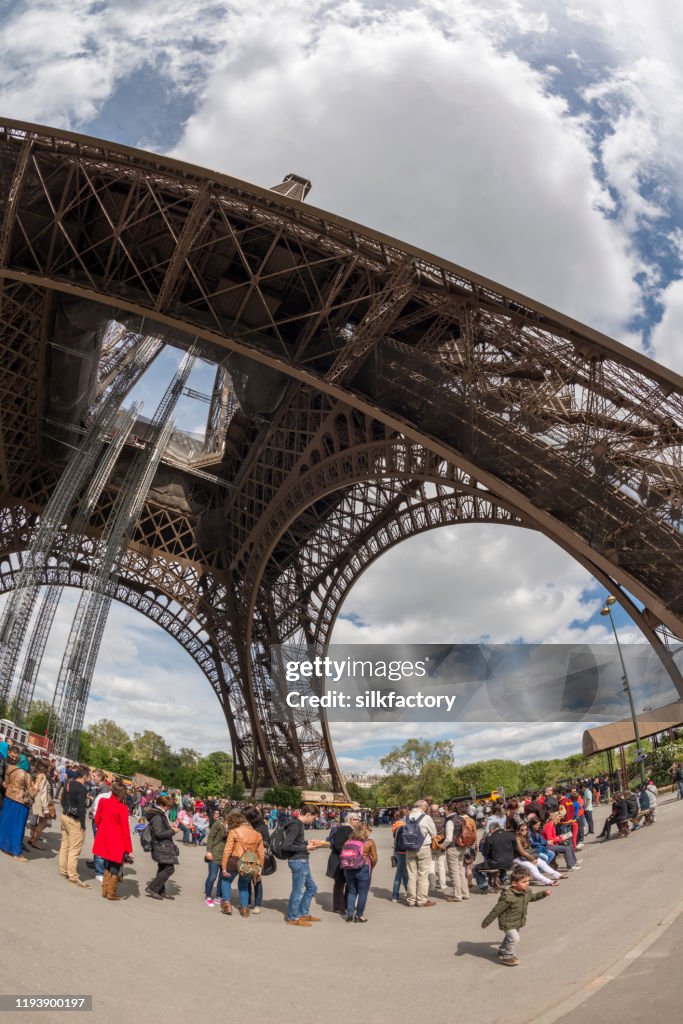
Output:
[400, 814, 426, 851]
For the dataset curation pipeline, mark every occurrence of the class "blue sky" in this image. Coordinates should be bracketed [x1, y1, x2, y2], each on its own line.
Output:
[1, 0, 682, 773]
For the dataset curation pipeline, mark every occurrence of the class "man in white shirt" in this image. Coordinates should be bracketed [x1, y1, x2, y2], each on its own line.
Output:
[582, 783, 594, 835]
[404, 799, 437, 908]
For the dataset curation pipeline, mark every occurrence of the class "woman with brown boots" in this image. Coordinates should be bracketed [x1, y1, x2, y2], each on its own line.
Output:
[93, 782, 133, 901]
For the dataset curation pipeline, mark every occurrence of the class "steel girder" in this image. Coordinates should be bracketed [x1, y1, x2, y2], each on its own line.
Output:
[1, 119, 682, 790]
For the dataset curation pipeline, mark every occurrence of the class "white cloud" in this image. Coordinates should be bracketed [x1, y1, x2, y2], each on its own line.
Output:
[331, 524, 610, 645]
[173, 2, 641, 337]
[650, 278, 683, 374]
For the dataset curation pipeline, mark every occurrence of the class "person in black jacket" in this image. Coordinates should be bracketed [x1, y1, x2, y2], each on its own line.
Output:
[146, 795, 180, 900]
[58, 764, 91, 888]
[473, 823, 516, 893]
[324, 813, 360, 914]
[283, 804, 322, 927]
[598, 793, 630, 841]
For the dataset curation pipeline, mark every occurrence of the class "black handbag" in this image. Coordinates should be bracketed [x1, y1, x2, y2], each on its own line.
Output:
[262, 850, 277, 876]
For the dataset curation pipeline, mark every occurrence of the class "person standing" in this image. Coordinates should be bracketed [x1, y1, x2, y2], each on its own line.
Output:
[0, 747, 36, 861]
[89, 769, 111, 882]
[282, 804, 322, 927]
[443, 800, 474, 903]
[28, 758, 53, 849]
[204, 807, 230, 907]
[481, 865, 551, 966]
[58, 764, 90, 887]
[145, 795, 180, 900]
[582, 782, 594, 835]
[220, 811, 264, 918]
[404, 799, 437, 908]
[324, 812, 357, 914]
[429, 802, 447, 895]
[342, 823, 378, 923]
[390, 806, 410, 903]
[93, 782, 133, 901]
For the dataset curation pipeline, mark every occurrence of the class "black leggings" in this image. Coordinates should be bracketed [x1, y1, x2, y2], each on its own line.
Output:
[148, 863, 175, 893]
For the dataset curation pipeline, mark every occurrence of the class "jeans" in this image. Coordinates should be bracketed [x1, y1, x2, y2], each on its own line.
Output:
[584, 808, 594, 834]
[194, 828, 207, 846]
[499, 928, 520, 959]
[178, 824, 192, 845]
[392, 853, 408, 898]
[204, 859, 222, 899]
[221, 871, 251, 908]
[287, 858, 317, 920]
[92, 822, 106, 877]
[548, 841, 576, 867]
[344, 864, 371, 917]
[473, 860, 509, 890]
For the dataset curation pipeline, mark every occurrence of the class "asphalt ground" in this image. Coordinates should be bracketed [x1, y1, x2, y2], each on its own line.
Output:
[1, 798, 682, 1024]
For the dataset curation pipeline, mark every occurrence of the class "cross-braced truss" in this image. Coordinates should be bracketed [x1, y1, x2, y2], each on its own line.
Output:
[1, 119, 682, 793]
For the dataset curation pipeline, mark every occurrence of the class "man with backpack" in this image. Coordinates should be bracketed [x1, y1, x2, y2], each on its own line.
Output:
[443, 799, 476, 902]
[403, 799, 437, 908]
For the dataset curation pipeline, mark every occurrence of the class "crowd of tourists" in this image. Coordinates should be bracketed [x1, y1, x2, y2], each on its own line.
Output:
[0, 737, 669, 964]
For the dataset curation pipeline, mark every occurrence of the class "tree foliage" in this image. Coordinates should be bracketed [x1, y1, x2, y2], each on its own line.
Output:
[379, 739, 454, 777]
[262, 784, 302, 807]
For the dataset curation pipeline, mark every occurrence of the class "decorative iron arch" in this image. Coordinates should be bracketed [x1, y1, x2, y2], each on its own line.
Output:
[1, 119, 682, 792]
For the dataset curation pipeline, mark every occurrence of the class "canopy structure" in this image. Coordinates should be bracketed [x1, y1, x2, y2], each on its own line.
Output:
[582, 700, 683, 755]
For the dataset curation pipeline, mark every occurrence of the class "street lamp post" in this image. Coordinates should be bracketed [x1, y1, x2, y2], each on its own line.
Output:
[600, 596, 646, 786]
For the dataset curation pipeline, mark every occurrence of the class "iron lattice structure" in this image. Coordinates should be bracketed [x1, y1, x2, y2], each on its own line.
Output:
[0, 119, 682, 793]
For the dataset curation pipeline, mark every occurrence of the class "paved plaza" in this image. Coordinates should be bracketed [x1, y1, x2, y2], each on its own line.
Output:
[1, 799, 682, 1024]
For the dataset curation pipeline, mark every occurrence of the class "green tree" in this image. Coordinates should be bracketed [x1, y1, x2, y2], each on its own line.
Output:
[26, 700, 53, 736]
[192, 751, 233, 797]
[262, 784, 302, 807]
[380, 739, 454, 777]
[88, 719, 131, 751]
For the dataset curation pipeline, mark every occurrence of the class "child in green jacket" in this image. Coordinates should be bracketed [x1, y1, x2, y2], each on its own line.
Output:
[481, 865, 550, 965]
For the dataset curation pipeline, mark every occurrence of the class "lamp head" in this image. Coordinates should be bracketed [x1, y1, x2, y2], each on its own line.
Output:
[600, 606, 610, 616]
[605, 595, 617, 607]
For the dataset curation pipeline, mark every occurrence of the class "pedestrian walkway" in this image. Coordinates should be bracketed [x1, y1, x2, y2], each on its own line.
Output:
[1, 799, 681, 1024]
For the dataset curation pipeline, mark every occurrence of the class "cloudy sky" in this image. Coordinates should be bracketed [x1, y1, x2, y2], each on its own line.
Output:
[1, 0, 682, 774]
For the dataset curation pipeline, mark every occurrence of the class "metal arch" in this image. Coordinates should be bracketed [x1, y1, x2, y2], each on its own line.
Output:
[0, 523, 254, 783]
[1, 119, 682, 791]
[242, 458, 683, 789]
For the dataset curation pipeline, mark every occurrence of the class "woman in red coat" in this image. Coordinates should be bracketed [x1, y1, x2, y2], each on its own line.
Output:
[93, 782, 133, 901]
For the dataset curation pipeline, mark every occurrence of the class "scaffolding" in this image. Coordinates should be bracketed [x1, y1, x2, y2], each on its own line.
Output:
[50, 346, 197, 756]
[0, 330, 161, 713]
[11, 403, 140, 721]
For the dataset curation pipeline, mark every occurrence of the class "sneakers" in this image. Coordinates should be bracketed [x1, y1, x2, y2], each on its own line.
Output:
[96, 875, 104, 884]
[500, 956, 520, 966]
[252, 907, 262, 915]
[568, 865, 581, 871]
[575, 843, 584, 849]
[416, 900, 437, 907]
[445, 896, 462, 902]
[300, 914, 320, 922]
[204, 898, 214, 907]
